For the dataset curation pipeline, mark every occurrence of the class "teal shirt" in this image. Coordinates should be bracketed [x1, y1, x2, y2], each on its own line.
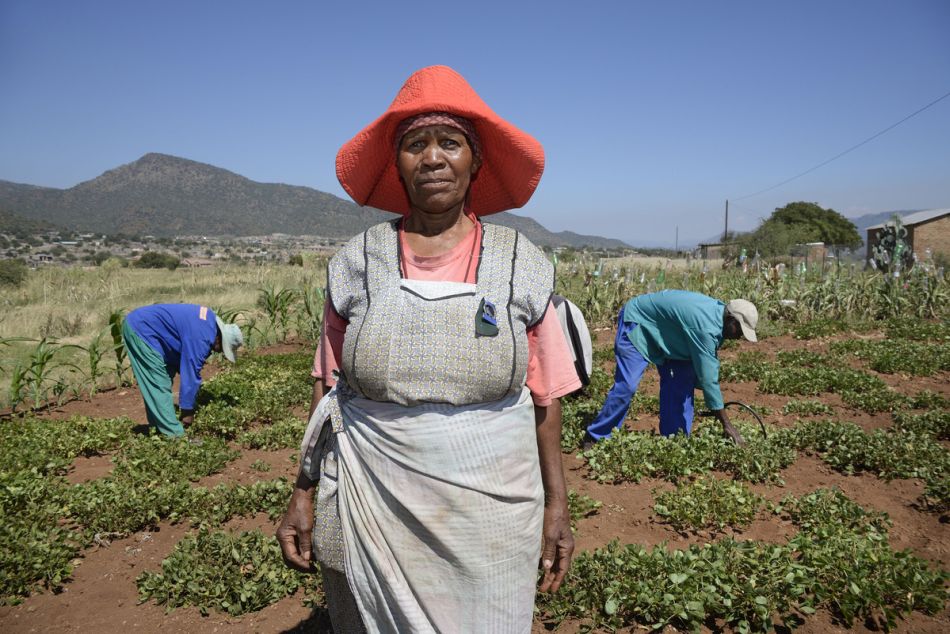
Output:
[623, 290, 726, 410]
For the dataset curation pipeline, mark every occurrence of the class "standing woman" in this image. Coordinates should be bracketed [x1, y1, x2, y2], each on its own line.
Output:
[277, 65, 578, 633]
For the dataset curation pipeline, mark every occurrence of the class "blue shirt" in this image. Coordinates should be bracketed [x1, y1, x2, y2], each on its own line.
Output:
[126, 303, 218, 410]
[622, 290, 726, 410]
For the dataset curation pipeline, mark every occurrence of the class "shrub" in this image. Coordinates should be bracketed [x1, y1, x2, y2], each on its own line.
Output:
[0, 258, 28, 287]
[134, 251, 180, 270]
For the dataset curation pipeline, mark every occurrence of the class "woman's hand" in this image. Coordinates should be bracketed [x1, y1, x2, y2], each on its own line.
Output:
[276, 473, 317, 572]
[539, 497, 573, 593]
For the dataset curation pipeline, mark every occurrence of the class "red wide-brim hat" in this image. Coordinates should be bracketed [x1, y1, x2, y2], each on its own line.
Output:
[336, 65, 545, 216]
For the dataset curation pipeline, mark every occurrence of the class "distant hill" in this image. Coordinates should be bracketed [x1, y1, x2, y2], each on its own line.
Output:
[0, 153, 629, 249]
[486, 213, 631, 250]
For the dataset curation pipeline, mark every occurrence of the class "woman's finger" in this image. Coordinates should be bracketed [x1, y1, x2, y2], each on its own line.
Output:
[548, 539, 573, 592]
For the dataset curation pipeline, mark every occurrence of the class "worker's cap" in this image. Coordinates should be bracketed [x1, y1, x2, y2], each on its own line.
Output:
[725, 299, 758, 342]
[215, 317, 244, 362]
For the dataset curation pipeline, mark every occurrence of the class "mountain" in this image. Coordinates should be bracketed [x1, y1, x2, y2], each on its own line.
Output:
[0, 206, 56, 235]
[0, 153, 629, 249]
[486, 214, 631, 250]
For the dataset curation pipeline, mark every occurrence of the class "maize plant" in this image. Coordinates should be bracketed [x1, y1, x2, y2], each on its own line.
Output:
[257, 285, 296, 342]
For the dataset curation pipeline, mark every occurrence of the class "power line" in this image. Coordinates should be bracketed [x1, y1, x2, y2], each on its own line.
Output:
[732, 88, 950, 202]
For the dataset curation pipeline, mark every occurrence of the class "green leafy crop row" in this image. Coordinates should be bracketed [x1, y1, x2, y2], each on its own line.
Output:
[538, 489, 948, 632]
[583, 421, 796, 484]
[721, 351, 909, 414]
[830, 338, 950, 376]
[0, 413, 300, 603]
[782, 399, 834, 416]
[192, 352, 312, 438]
[654, 476, 764, 533]
[582, 416, 950, 515]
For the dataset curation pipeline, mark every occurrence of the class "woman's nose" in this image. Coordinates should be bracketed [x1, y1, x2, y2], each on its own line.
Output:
[421, 143, 445, 167]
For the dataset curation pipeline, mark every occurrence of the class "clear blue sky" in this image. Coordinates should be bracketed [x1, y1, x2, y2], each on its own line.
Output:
[1, 1, 948, 246]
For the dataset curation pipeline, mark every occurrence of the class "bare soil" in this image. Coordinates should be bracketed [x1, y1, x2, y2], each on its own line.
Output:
[2, 337, 947, 633]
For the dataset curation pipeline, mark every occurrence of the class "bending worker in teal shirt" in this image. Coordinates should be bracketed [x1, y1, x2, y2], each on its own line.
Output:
[123, 303, 243, 437]
[583, 290, 758, 447]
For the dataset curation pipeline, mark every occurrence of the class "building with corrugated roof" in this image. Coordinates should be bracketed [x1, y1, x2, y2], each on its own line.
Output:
[866, 208, 949, 263]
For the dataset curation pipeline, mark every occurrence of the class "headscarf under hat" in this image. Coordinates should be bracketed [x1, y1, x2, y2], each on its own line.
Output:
[393, 112, 482, 162]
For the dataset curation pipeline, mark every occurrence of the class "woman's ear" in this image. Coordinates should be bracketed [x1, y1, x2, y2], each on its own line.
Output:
[471, 155, 481, 176]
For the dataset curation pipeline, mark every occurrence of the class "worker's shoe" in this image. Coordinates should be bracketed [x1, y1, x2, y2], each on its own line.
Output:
[581, 433, 598, 452]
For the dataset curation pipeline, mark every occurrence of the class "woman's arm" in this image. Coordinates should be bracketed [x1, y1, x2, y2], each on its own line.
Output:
[308, 299, 346, 420]
[308, 380, 327, 420]
[535, 398, 574, 593]
[276, 470, 318, 572]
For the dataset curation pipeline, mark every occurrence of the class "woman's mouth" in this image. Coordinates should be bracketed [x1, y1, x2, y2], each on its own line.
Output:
[417, 179, 451, 189]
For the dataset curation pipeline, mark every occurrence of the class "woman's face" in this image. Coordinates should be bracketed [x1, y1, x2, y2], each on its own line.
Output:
[397, 125, 480, 215]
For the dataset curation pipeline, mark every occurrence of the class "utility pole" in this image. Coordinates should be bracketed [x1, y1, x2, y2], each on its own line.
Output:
[723, 199, 729, 242]
[675, 226, 679, 253]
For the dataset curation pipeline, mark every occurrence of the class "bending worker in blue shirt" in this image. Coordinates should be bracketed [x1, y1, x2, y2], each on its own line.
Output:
[583, 290, 758, 448]
[122, 304, 243, 437]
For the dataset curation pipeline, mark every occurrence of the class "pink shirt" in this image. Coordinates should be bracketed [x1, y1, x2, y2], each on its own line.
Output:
[312, 219, 581, 406]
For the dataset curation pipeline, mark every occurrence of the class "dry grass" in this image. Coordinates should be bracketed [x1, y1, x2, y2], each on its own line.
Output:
[0, 263, 327, 343]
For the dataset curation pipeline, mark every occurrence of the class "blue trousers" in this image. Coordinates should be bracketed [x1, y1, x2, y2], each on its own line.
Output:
[586, 309, 696, 439]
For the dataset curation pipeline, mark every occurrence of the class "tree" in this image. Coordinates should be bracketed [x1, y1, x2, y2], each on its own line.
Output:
[764, 202, 861, 248]
[734, 222, 813, 259]
[733, 201, 861, 258]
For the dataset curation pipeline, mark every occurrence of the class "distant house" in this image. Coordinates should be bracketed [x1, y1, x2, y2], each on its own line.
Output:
[697, 243, 724, 259]
[797, 242, 827, 262]
[181, 258, 214, 267]
[866, 208, 950, 262]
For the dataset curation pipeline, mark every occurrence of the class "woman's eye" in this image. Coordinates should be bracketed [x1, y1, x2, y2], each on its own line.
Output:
[442, 139, 460, 149]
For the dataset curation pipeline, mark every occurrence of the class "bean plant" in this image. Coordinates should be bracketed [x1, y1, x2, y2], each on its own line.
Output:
[653, 476, 764, 533]
[136, 528, 318, 616]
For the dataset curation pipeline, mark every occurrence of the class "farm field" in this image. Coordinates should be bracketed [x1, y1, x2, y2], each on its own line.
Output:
[0, 262, 948, 633]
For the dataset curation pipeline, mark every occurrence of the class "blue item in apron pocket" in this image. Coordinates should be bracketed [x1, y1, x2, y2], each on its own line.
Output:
[475, 297, 499, 337]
